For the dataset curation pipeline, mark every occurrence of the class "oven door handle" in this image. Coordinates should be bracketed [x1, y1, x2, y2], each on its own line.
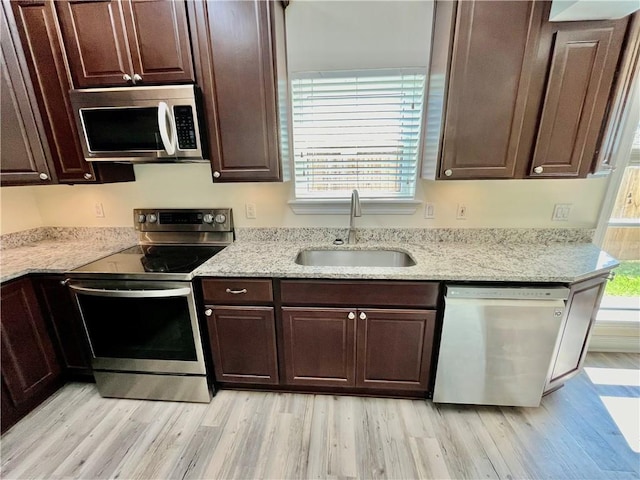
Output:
[69, 285, 191, 298]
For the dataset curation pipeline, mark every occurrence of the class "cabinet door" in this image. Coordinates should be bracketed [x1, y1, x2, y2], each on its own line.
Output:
[439, 1, 544, 179]
[281, 307, 356, 387]
[32, 276, 92, 376]
[546, 275, 608, 392]
[189, 0, 284, 181]
[55, 0, 133, 87]
[10, 0, 98, 183]
[122, 0, 193, 84]
[356, 309, 436, 392]
[10, 0, 133, 184]
[0, 3, 53, 186]
[0, 278, 61, 408]
[529, 19, 628, 178]
[206, 306, 278, 385]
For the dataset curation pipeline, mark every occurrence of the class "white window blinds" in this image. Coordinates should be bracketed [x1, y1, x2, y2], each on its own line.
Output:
[292, 70, 426, 199]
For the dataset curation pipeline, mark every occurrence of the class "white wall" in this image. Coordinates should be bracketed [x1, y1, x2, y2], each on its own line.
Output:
[0, 186, 44, 234]
[0, 163, 609, 232]
[286, 1, 433, 73]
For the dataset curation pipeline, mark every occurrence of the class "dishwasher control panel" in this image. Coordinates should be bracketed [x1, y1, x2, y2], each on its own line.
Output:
[446, 285, 570, 300]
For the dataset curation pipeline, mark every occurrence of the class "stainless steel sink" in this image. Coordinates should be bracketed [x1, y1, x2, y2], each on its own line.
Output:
[295, 249, 416, 267]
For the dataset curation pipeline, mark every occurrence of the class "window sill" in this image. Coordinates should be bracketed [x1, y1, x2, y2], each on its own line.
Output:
[288, 199, 422, 215]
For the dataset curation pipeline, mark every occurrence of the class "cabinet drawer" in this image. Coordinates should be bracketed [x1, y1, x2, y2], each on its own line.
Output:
[280, 280, 439, 308]
[202, 278, 273, 304]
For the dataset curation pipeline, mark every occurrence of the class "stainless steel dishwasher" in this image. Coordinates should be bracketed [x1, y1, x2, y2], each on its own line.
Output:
[433, 285, 570, 407]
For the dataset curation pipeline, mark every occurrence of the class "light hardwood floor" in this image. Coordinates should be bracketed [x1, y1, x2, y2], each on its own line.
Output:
[1, 353, 638, 479]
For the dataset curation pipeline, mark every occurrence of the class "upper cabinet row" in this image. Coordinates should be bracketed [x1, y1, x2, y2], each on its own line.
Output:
[433, 1, 637, 180]
[2, 0, 285, 186]
[2, 0, 637, 186]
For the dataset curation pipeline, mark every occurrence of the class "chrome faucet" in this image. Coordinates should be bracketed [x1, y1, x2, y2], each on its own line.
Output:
[348, 189, 361, 244]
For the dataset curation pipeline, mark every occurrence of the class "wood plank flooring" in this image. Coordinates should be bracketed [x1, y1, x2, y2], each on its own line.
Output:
[1, 353, 638, 479]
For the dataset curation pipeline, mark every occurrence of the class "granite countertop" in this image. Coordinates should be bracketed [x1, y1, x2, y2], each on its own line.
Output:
[0, 227, 619, 284]
[194, 240, 619, 283]
[0, 228, 136, 283]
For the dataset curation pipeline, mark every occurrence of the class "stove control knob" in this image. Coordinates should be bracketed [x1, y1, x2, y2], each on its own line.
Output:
[214, 213, 227, 224]
[203, 213, 214, 224]
[137, 214, 146, 223]
[147, 214, 158, 223]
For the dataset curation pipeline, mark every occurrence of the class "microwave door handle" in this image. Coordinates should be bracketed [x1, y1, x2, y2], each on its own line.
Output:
[158, 101, 176, 156]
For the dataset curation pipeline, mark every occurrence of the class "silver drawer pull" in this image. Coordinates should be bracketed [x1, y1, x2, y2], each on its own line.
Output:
[225, 288, 247, 295]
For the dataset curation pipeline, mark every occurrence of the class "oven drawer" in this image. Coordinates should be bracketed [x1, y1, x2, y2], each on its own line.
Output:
[201, 278, 273, 304]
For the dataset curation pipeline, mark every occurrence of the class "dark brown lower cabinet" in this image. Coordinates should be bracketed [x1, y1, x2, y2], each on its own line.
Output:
[32, 275, 92, 377]
[545, 275, 609, 393]
[207, 306, 279, 385]
[281, 308, 357, 388]
[1, 277, 62, 434]
[356, 309, 436, 391]
[281, 306, 437, 393]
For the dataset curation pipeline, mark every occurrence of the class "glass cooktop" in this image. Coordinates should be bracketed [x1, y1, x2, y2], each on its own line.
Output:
[71, 245, 225, 279]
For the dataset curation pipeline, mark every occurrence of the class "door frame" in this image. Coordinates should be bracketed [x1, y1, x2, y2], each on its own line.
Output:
[593, 77, 639, 247]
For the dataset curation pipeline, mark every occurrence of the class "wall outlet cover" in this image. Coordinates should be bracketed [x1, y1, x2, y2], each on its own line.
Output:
[552, 203, 572, 221]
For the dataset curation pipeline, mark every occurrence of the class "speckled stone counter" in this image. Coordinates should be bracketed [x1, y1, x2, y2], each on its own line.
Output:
[1, 227, 618, 284]
[195, 228, 618, 283]
[0, 228, 136, 283]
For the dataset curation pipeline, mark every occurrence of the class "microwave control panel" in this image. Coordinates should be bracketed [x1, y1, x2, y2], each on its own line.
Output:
[174, 106, 197, 150]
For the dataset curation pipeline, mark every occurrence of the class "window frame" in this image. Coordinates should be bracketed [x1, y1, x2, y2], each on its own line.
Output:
[288, 68, 427, 214]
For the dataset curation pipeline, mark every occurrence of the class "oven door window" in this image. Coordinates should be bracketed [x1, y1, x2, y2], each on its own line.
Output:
[81, 107, 162, 152]
[78, 294, 197, 361]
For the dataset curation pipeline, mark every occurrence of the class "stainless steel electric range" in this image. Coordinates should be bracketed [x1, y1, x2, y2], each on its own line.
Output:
[65, 208, 233, 403]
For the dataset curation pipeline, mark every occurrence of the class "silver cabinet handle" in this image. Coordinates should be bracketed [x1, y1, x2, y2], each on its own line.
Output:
[607, 271, 616, 281]
[533, 166, 544, 174]
[83, 172, 93, 180]
[39, 172, 49, 180]
[60, 279, 70, 286]
[132, 73, 142, 83]
[204, 308, 213, 316]
[348, 312, 355, 320]
[225, 288, 247, 295]
[359, 312, 367, 320]
[444, 169, 453, 177]
[123, 73, 132, 82]
[213, 171, 221, 178]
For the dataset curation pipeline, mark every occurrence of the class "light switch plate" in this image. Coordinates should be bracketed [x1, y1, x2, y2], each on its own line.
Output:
[424, 203, 435, 219]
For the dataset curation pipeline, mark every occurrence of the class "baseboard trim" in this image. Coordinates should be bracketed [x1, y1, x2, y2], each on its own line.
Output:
[589, 320, 640, 353]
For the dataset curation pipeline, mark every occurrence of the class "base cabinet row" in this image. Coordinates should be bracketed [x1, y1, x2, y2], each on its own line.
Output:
[1, 275, 92, 434]
[202, 279, 439, 396]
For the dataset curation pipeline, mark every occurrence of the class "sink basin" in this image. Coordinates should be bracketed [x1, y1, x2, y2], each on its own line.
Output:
[295, 249, 416, 267]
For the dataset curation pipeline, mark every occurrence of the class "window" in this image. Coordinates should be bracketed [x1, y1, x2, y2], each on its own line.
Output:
[291, 70, 426, 200]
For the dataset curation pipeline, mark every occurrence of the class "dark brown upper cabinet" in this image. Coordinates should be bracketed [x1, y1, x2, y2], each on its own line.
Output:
[438, 1, 545, 179]
[9, 0, 134, 184]
[528, 19, 629, 178]
[435, 1, 631, 180]
[1, 2, 54, 186]
[56, 0, 194, 88]
[188, 0, 288, 182]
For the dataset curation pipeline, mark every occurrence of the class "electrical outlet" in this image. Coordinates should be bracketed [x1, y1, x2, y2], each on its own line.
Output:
[94, 202, 105, 218]
[456, 203, 467, 220]
[245, 203, 257, 219]
[552, 203, 572, 221]
[424, 202, 435, 219]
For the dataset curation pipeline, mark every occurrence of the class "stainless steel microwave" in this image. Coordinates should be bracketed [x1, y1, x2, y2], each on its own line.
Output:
[70, 85, 205, 163]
